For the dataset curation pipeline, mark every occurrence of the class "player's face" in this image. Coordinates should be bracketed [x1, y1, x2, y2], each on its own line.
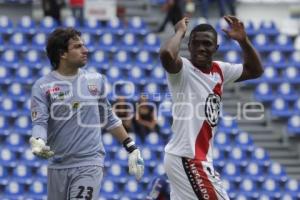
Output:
[188, 31, 218, 68]
[64, 36, 88, 68]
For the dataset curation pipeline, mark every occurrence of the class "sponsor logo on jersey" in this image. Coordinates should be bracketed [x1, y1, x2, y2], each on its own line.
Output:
[88, 84, 98, 96]
[31, 111, 37, 120]
[205, 94, 221, 127]
[51, 90, 73, 100]
[46, 86, 60, 95]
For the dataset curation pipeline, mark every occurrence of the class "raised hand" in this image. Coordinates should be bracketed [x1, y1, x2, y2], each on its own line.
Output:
[222, 15, 247, 43]
[174, 17, 189, 37]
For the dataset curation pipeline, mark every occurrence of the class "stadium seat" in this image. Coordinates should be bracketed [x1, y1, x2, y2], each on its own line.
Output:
[112, 50, 132, 69]
[214, 131, 231, 147]
[127, 16, 148, 35]
[218, 115, 239, 133]
[273, 34, 294, 52]
[102, 133, 119, 155]
[114, 148, 128, 167]
[251, 147, 271, 166]
[282, 66, 300, 84]
[82, 18, 103, 35]
[28, 179, 47, 195]
[293, 98, 300, 114]
[277, 82, 298, 101]
[62, 16, 80, 28]
[5, 132, 26, 150]
[235, 131, 254, 146]
[243, 20, 257, 36]
[4, 180, 24, 196]
[123, 178, 144, 200]
[38, 64, 52, 77]
[222, 161, 241, 177]
[1, 49, 18, 68]
[12, 163, 32, 183]
[98, 33, 117, 52]
[106, 163, 127, 184]
[262, 178, 281, 193]
[15, 65, 34, 84]
[39, 16, 57, 33]
[254, 83, 274, 102]
[36, 163, 48, 181]
[152, 162, 165, 176]
[8, 32, 29, 51]
[258, 20, 279, 36]
[100, 179, 120, 200]
[135, 50, 154, 69]
[127, 65, 146, 85]
[288, 51, 300, 68]
[0, 148, 16, 163]
[271, 98, 292, 118]
[31, 32, 47, 51]
[81, 32, 95, 52]
[141, 146, 159, 168]
[285, 179, 300, 193]
[252, 33, 273, 52]
[0, 97, 18, 117]
[0, 15, 13, 34]
[16, 15, 36, 35]
[90, 50, 109, 70]
[23, 49, 43, 69]
[144, 132, 164, 152]
[143, 33, 160, 53]
[287, 115, 300, 135]
[265, 50, 286, 69]
[224, 50, 241, 63]
[0, 115, 10, 136]
[260, 66, 281, 84]
[239, 177, 258, 193]
[105, 18, 125, 35]
[150, 66, 166, 84]
[106, 66, 122, 82]
[119, 33, 139, 53]
[244, 161, 264, 178]
[0, 65, 12, 85]
[14, 115, 31, 134]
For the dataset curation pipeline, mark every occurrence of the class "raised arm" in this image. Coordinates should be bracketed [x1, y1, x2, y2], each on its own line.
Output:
[159, 17, 189, 74]
[222, 15, 264, 81]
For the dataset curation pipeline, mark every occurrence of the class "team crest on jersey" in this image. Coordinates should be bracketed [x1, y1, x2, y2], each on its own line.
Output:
[205, 94, 221, 127]
[31, 111, 37, 120]
[88, 84, 98, 96]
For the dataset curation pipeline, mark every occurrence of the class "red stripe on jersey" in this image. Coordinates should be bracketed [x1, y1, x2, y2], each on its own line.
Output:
[211, 62, 224, 97]
[195, 120, 212, 160]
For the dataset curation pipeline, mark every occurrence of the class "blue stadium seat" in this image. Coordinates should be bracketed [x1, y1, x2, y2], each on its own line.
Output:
[213, 147, 225, 162]
[14, 115, 31, 134]
[254, 83, 274, 102]
[222, 161, 241, 177]
[153, 162, 165, 176]
[123, 178, 144, 200]
[293, 98, 300, 114]
[106, 163, 127, 184]
[38, 64, 52, 77]
[239, 177, 258, 193]
[244, 161, 264, 178]
[0, 65, 12, 85]
[273, 34, 294, 52]
[112, 50, 132, 69]
[98, 33, 117, 52]
[19, 148, 40, 167]
[102, 133, 119, 155]
[114, 148, 128, 167]
[143, 33, 160, 53]
[224, 50, 241, 63]
[282, 66, 300, 84]
[16, 15, 36, 35]
[36, 163, 48, 181]
[214, 131, 231, 147]
[260, 66, 281, 84]
[285, 179, 300, 193]
[244, 20, 256, 36]
[150, 66, 166, 84]
[262, 178, 281, 193]
[39, 16, 57, 33]
[271, 98, 292, 118]
[0, 147, 16, 164]
[277, 82, 298, 101]
[100, 179, 120, 200]
[144, 132, 164, 152]
[0, 15, 13, 34]
[31, 32, 47, 51]
[228, 147, 248, 163]
[258, 20, 279, 36]
[143, 82, 160, 97]
[141, 146, 159, 168]
[4, 180, 24, 196]
[218, 115, 239, 133]
[1, 49, 18, 68]
[28, 179, 47, 196]
[105, 18, 125, 35]
[288, 51, 300, 68]
[12, 162, 32, 183]
[127, 65, 146, 85]
[235, 131, 254, 146]
[251, 147, 271, 167]
[287, 115, 300, 135]
[119, 33, 139, 53]
[62, 16, 80, 28]
[267, 162, 287, 182]
[127, 16, 148, 35]
[0, 97, 18, 117]
[252, 33, 273, 52]
[82, 18, 103, 35]
[15, 65, 34, 84]
[135, 50, 154, 69]
[0, 33, 4, 51]
[5, 132, 26, 150]
[265, 50, 286, 69]
[106, 66, 122, 82]
[0, 115, 10, 135]
[8, 32, 29, 51]
[90, 50, 109, 70]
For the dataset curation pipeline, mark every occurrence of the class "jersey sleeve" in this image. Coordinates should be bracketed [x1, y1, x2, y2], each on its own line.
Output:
[166, 57, 189, 92]
[31, 82, 49, 141]
[217, 61, 243, 85]
[98, 75, 122, 130]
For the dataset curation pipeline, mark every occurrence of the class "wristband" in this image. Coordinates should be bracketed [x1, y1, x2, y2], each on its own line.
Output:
[122, 137, 137, 153]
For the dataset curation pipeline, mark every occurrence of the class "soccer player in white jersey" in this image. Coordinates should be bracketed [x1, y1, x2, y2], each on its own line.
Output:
[159, 16, 264, 199]
[29, 28, 144, 200]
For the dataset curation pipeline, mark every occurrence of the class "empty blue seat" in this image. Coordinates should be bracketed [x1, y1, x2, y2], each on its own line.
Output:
[102, 133, 118, 154]
[127, 16, 148, 35]
[90, 50, 109, 70]
[218, 115, 239, 133]
[106, 66, 122, 82]
[252, 33, 273, 52]
[262, 177, 281, 193]
[144, 132, 164, 152]
[260, 66, 281, 84]
[100, 179, 120, 199]
[12, 163, 32, 183]
[98, 33, 117, 52]
[287, 115, 300, 135]
[24, 49, 42, 69]
[224, 50, 241, 63]
[4, 180, 24, 196]
[8, 32, 29, 51]
[277, 82, 298, 101]
[141, 146, 159, 168]
[112, 50, 132, 69]
[222, 161, 241, 177]
[273, 34, 294, 52]
[36, 163, 48, 181]
[1, 50, 18, 68]
[0, 97, 18, 117]
[0, 115, 10, 135]
[82, 18, 103, 35]
[285, 179, 300, 193]
[14, 115, 31, 134]
[123, 178, 144, 200]
[143, 33, 160, 53]
[293, 98, 300, 114]
[214, 131, 231, 147]
[5, 132, 26, 150]
[288, 51, 300, 68]
[31, 32, 47, 51]
[265, 50, 286, 69]
[16, 15, 36, 35]
[150, 66, 166, 84]
[39, 16, 57, 33]
[106, 163, 127, 184]
[135, 50, 154, 69]
[251, 147, 270, 166]
[235, 131, 254, 146]
[282, 66, 300, 84]
[15, 65, 34, 84]
[114, 148, 128, 167]
[127, 66, 146, 85]
[28, 179, 47, 195]
[254, 83, 274, 102]
[0, 15, 13, 34]
[119, 33, 139, 53]
[239, 177, 258, 193]
[258, 20, 279, 36]
[271, 98, 292, 118]
[0, 65, 12, 85]
[105, 18, 125, 35]
[62, 16, 80, 28]
[244, 161, 264, 177]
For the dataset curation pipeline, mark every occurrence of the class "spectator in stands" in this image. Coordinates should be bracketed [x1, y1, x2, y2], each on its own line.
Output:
[199, 0, 236, 19]
[29, 27, 144, 200]
[42, 0, 64, 24]
[156, 0, 184, 33]
[159, 16, 263, 199]
[113, 96, 135, 133]
[135, 95, 159, 140]
[146, 173, 170, 200]
[69, 0, 84, 24]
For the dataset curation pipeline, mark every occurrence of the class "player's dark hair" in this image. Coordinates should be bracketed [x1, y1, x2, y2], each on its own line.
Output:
[189, 24, 218, 43]
[46, 27, 81, 70]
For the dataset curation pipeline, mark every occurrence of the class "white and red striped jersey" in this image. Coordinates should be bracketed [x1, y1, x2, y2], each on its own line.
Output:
[165, 57, 243, 162]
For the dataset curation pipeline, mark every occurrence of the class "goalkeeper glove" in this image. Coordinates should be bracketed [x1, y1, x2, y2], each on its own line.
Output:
[123, 137, 144, 181]
[29, 137, 54, 159]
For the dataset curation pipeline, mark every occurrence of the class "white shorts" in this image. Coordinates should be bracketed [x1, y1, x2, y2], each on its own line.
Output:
[164, 153, 230, 200]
